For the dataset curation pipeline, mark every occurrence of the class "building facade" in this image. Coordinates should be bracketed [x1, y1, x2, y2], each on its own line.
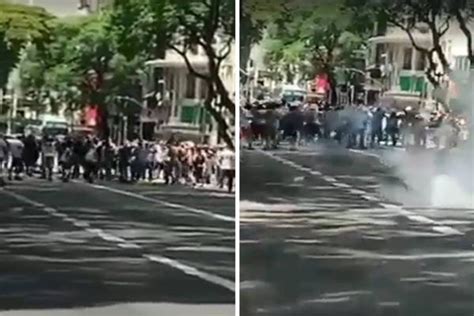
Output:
[143, 45, 235, 144]
[366, 20, 474, 110]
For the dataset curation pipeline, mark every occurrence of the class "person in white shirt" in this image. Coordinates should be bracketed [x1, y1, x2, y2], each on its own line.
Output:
[217, 146, 235, 193]
[7, 137, 25, 181]
[154, 142, 166, 180]
[41, 135, 57, 181]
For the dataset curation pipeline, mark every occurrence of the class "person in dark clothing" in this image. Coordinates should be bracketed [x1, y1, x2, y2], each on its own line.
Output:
[164, 145, 178, 185]
[83, 140, 99, 183]
[386, 112, 399, 146]
[118, 142, 131, 182]
[22, 134, 39, 176]
[302, 108, 320, 143]
[193, 149, 206, 185]
[370, 107, 385, 147]
[281, 105, 304, 150]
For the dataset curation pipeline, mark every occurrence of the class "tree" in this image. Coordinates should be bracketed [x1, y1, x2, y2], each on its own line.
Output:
[18, 44, 47, 111]
[348, 0, 453, 88]
[63, 15, 118, 137]
[447, 0, 474, 69]
[265, 0, 369, 104]
[108, 0, 167, 61]
[0, 1, 53, 90]
[166, 0, 235, 148]
[240, 0, 287, 78]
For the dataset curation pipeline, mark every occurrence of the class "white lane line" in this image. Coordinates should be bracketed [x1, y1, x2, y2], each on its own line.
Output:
[332, 183, 351, 189]
[1, 189, 235, 292]
[258, 150, 463, 236]
[322, 176, 337, 182]
[144, 254, 235, 292]
[76, 182, 234, 223]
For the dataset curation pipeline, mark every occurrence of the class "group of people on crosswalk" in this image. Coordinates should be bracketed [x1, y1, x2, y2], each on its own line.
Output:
[0, 133, 235, 192]
[241, 99, 467, 151]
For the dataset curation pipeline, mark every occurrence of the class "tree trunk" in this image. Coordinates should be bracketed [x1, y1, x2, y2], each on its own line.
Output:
[240, 34, 252, 85]
[327, 71, 338, 106]
[205, 83, 234, 150]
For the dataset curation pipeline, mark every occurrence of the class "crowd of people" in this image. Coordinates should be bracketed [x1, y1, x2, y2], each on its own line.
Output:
[241, 99, 469, 151]
[0, 133, 235, 193]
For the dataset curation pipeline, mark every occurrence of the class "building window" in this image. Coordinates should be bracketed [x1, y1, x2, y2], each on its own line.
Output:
[403, 48, 412, 70]
[375, 44, 385, 66]
[454, 56, 470, 71]
[186, 73, 196, 98]
[200, 79, 208, 99]
[415, 51, 426, 71]
[166, 70, 175, 91]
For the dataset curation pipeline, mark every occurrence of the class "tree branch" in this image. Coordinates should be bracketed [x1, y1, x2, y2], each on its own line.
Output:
[454, 6, 474, 64]
[169, 44, 210, 81]
[390, 17, 428, 53]
[217, 36, 233, 61]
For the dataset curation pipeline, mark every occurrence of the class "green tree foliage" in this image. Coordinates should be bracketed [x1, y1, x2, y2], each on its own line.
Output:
[265, 0, 369, 104]
[240, 0, 287, 73]
[108, 0, 167, 61]
[14, 0, 235, 145]
[0, 1, 53, 89]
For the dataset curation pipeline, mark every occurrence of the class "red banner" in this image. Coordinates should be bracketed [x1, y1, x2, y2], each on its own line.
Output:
[315, 74, 330, 94]
[84, 105, 99, 127]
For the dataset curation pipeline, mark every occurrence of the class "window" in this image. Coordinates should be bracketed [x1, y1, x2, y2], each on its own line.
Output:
[415, 51, 426, 71]
[375, 44, 385, 66]
[200, 79, 208, 99]
[403, 48, 412, 70]
[166, 70, 175, 91]
[454, 56, 471, 71]
[185, 73, 196, 98]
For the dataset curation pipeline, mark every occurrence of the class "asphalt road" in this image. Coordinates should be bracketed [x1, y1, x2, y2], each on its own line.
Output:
[240, 143, 474, 316]
[0, 177, 235, 314]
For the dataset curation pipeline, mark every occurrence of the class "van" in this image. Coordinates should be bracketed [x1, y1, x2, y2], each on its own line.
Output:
[26, 115, 69, 138]
[280, 85, 307, 106]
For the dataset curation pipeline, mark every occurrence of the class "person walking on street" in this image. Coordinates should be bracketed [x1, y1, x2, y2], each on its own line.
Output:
[0, 134, 8, 186]
[41, 135, 57, 181]
[218, 146, 235, 193]
[386, 112, 400, 146]
[370, 107, 385, 147]
[23, 133, 40, 176]
[7, 136, 25, 181]
[83, 139, 99, 183]
[59, 140, 73, 182]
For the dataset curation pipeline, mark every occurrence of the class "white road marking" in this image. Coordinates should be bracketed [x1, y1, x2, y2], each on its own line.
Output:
[331, 183, 351, 189]
[1, 189, 235, 292]
[140, 191, 233, 198]
[258, 150, 464, 236]
[77, 182, 234, 223]
[144, 254, 234, 291]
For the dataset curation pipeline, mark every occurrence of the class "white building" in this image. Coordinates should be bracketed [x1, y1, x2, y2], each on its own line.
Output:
[366, 20, 474, 110]
[144, 44, 235, 144]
